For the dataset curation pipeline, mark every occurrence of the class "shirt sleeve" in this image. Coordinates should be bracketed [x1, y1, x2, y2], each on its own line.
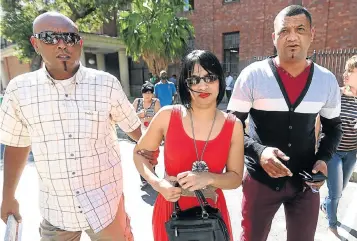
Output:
[0, 84, 31, 147]
[316, 73, 343, 162]
[109, 78, 141, 133]
[154, 85, 159, 97]
[227, 68, 253, 113]
[228, 67, 267, 162]
[171, 83, 177, 95]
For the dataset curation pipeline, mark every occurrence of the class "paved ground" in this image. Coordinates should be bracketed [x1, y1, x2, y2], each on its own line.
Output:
[1, 141, 357, 241]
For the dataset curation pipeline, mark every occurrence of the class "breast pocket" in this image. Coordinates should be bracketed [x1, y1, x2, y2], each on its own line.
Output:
[77, 110, 108, 140]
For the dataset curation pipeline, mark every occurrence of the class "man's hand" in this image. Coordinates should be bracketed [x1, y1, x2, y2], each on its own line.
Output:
[260, 147, 292, 178]
[1, 198, 21, 223]
[137, 149, 160, 166]
[305, 160, 327, 191]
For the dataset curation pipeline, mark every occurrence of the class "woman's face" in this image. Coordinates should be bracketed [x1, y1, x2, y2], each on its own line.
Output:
[344, 68, 357, 89]
[187, 64, 219, 107]
[142, 91, 153, 101]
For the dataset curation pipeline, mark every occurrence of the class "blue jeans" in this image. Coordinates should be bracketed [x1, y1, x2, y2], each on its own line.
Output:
[322, 150, 357, 228]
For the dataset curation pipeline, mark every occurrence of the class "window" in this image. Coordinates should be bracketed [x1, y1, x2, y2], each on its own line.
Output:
[183, 0, 194, 11]
[223, 32, 240, 74]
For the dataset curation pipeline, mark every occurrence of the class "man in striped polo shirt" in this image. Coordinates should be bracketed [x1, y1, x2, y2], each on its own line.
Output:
[228, 5, 343, 241]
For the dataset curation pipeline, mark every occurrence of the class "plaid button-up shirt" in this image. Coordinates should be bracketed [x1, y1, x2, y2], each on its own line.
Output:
[0, 64, 140, 232]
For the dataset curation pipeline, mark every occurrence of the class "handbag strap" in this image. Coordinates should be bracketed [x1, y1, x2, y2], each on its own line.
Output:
[171, 187, 210, 219]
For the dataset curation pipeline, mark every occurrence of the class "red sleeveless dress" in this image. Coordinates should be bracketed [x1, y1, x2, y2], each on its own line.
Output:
[152, 106, 235, 241]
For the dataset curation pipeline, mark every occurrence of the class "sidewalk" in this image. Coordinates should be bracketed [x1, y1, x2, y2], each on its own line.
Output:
[1, 141, 356, 241]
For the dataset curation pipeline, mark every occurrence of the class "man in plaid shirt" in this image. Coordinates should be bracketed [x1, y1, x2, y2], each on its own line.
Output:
[0, 12, 155, 241]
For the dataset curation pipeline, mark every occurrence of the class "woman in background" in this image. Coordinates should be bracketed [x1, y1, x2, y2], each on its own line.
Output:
[319, 55, 357, 239]
[133, 82, 161, 188]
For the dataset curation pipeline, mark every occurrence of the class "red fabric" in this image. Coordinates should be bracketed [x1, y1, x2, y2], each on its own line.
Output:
[152, 107, 235, 241]
[275, 61, 311, 105]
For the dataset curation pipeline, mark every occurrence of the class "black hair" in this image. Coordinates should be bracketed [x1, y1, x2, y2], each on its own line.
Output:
[278, 5, 312, 27]
[141, 82, 154, 93]
[178, 50, 225, 107]
[172, 74, 177, 77]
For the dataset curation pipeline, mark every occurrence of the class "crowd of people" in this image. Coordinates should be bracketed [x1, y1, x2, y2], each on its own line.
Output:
[0, 4, 356, 241]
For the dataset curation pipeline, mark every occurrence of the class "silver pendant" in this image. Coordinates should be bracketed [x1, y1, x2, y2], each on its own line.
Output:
[192, 160, 209, 172]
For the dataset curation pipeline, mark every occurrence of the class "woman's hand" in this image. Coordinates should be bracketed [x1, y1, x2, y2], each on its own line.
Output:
[137, 110, 145, 118]
[177, 171, 214, 192]
[156, 176, 181, 202]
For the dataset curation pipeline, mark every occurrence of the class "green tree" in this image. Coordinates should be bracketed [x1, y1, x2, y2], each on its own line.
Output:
[0, 0, 129, 71]
[119, 0, 194, 75]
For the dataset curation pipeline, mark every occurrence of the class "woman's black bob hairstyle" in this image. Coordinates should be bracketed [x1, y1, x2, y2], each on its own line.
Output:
[178, 50, 225, 107]
[141, 82, 154, 93]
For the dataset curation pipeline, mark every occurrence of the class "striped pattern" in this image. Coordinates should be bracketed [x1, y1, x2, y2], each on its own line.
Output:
[338, 94, 357, 151]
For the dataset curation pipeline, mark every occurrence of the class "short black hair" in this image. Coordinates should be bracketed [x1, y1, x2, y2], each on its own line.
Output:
[276, 5, 312, 27]
[141, 82, 154, 93]
[178, 50, 225, 108]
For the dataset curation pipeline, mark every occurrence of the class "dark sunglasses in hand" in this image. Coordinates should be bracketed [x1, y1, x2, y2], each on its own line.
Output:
[185, 74, 218, 86]
[33, 31, 81, 46]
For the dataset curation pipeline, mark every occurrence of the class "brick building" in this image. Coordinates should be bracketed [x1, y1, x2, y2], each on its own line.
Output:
[185, 0, 357, 73]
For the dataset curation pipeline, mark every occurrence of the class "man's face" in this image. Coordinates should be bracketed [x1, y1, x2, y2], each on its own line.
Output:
[31, 25, 82, 73]
[160, 72, 168, 79]
[272, 14, 315, 62]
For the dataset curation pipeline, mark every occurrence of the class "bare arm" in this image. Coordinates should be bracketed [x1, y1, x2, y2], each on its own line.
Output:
[133, 108, 169, 190]
[126, 126, 142, 142]
[209, 119, 244, 189]
[2, 146, 30, 199]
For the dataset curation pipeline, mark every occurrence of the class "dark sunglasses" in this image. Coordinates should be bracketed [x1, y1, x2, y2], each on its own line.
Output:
[33, 31, 81, 46]
[185, 74, 218, 86]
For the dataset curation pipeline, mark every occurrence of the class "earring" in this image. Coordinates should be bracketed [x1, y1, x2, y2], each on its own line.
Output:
[346, 85, 351, 92]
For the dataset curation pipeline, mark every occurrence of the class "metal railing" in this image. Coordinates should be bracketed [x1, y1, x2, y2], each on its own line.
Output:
[222, 48, 357, 85]
[311, 48, 357, 85]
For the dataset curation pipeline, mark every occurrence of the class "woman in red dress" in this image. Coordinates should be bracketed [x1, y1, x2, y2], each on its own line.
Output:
[133, 50, 244, 241]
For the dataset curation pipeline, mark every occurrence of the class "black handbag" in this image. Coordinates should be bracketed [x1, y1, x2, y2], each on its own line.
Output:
[165, 189, 230, 241]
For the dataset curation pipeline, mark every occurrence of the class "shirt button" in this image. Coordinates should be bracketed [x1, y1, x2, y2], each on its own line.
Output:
[276, 187, 280, 191]
[69, 134, 72, 138]
[289, 126, 292, 129]
[72, 172, 75, 175]
[65, 94, 69, 97]
[71, 154, 74, 157]
[79, 211, 83, 213]
[76, 191, 80, 195]
[288, 143, 292, 147]
[290, 108, 294, 111]
[78, 206, 81, 208]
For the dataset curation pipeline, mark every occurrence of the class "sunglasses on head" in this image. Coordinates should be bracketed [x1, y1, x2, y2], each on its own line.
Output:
[185, 74, 218, 86]
[33, 31, 81, 46]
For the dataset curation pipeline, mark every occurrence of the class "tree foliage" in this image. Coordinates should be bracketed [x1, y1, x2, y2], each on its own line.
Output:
[119, 0, 194, 75]
[0, 0, 129, 70]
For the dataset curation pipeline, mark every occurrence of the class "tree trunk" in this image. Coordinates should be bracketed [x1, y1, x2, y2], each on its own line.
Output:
[142, 53, 169, 75]
[30, 55, 42, 71]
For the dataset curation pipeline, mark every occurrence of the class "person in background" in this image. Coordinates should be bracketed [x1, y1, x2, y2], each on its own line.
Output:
[169, 74, 177, 86]
[154, 70, 177, 107]
[133, 82, 161, 188]
[133, 49, 244, 241]
[319, 55, 357, 240]
[225, 72, 234, 101]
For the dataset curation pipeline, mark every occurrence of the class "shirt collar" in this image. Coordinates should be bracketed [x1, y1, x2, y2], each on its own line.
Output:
[40, 62, 85, 85]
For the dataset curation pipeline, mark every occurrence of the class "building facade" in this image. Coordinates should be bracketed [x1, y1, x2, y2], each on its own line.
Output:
[185, 0, 357, 73]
